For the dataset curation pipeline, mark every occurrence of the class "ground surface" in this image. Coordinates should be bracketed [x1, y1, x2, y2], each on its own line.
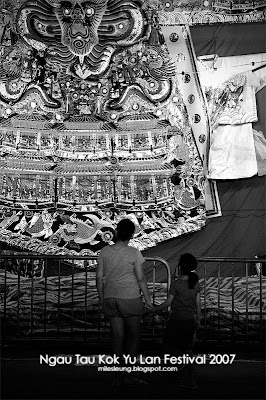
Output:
[1, 341, 265, 400]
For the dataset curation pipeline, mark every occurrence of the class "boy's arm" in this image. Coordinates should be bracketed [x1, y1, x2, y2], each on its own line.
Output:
[96, 256, 104, 305]
[151, 294, 174, 313]
[195, 292, 201, 328]
[134, 262, 153, 308]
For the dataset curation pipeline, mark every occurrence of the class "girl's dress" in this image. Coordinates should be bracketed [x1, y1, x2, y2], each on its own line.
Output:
[163, 277, 200, 353]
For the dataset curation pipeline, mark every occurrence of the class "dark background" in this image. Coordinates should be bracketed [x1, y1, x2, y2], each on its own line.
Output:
[143, 23, 266, 270]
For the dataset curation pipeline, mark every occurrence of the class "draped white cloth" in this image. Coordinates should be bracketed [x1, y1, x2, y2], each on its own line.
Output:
[253, 129, 266, 176]
[198, 54, 266, 179]
[208, 124, 257, 179]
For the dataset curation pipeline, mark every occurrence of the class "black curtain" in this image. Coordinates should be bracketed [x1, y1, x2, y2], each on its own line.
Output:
[143, 23, 266, 276]
[190, 23, 266, 57]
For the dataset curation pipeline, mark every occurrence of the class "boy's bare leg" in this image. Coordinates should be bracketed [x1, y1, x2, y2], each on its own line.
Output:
[124, 316, 141, 356]
[124, 316, 147, 385]
[109, 317, 125, 387]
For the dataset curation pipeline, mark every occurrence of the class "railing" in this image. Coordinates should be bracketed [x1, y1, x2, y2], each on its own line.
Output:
[0, 255, 171, 343]
[0, 255, 265, 344]
[197, 257, 265, 344]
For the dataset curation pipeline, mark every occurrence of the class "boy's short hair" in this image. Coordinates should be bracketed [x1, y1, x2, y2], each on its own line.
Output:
[116, 218, 136, 241]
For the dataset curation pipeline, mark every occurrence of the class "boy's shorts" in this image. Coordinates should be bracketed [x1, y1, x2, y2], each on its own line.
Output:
[102, 297, 144, 318]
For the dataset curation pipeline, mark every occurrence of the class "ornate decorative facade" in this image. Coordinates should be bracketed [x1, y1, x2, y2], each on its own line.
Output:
[0, 0, 224, 257]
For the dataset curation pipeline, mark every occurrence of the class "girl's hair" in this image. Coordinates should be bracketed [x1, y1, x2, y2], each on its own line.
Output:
[178, 253, 199, 289]
[116, 218, 135, 241]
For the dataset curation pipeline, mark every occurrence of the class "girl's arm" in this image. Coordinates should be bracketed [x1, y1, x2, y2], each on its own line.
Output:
[96, 257, 104, 305]
[195, 292, 201, 328]
[134, 262, 153, 308]
[151, 294, 175, 313]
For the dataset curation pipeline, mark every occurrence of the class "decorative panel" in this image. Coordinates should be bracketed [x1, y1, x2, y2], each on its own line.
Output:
[0, 0, 223, 256]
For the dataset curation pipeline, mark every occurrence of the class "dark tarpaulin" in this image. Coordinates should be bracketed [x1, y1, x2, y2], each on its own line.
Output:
[190, 23, 266, 57]
[144, 175, 265, 278]
[143, 23, 266, 276]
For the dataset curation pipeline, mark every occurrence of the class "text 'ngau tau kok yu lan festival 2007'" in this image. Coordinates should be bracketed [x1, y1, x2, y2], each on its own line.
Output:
[0, 0, 265, 399]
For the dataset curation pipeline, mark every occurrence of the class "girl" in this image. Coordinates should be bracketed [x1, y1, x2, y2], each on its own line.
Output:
[149, 253, 201, 389]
